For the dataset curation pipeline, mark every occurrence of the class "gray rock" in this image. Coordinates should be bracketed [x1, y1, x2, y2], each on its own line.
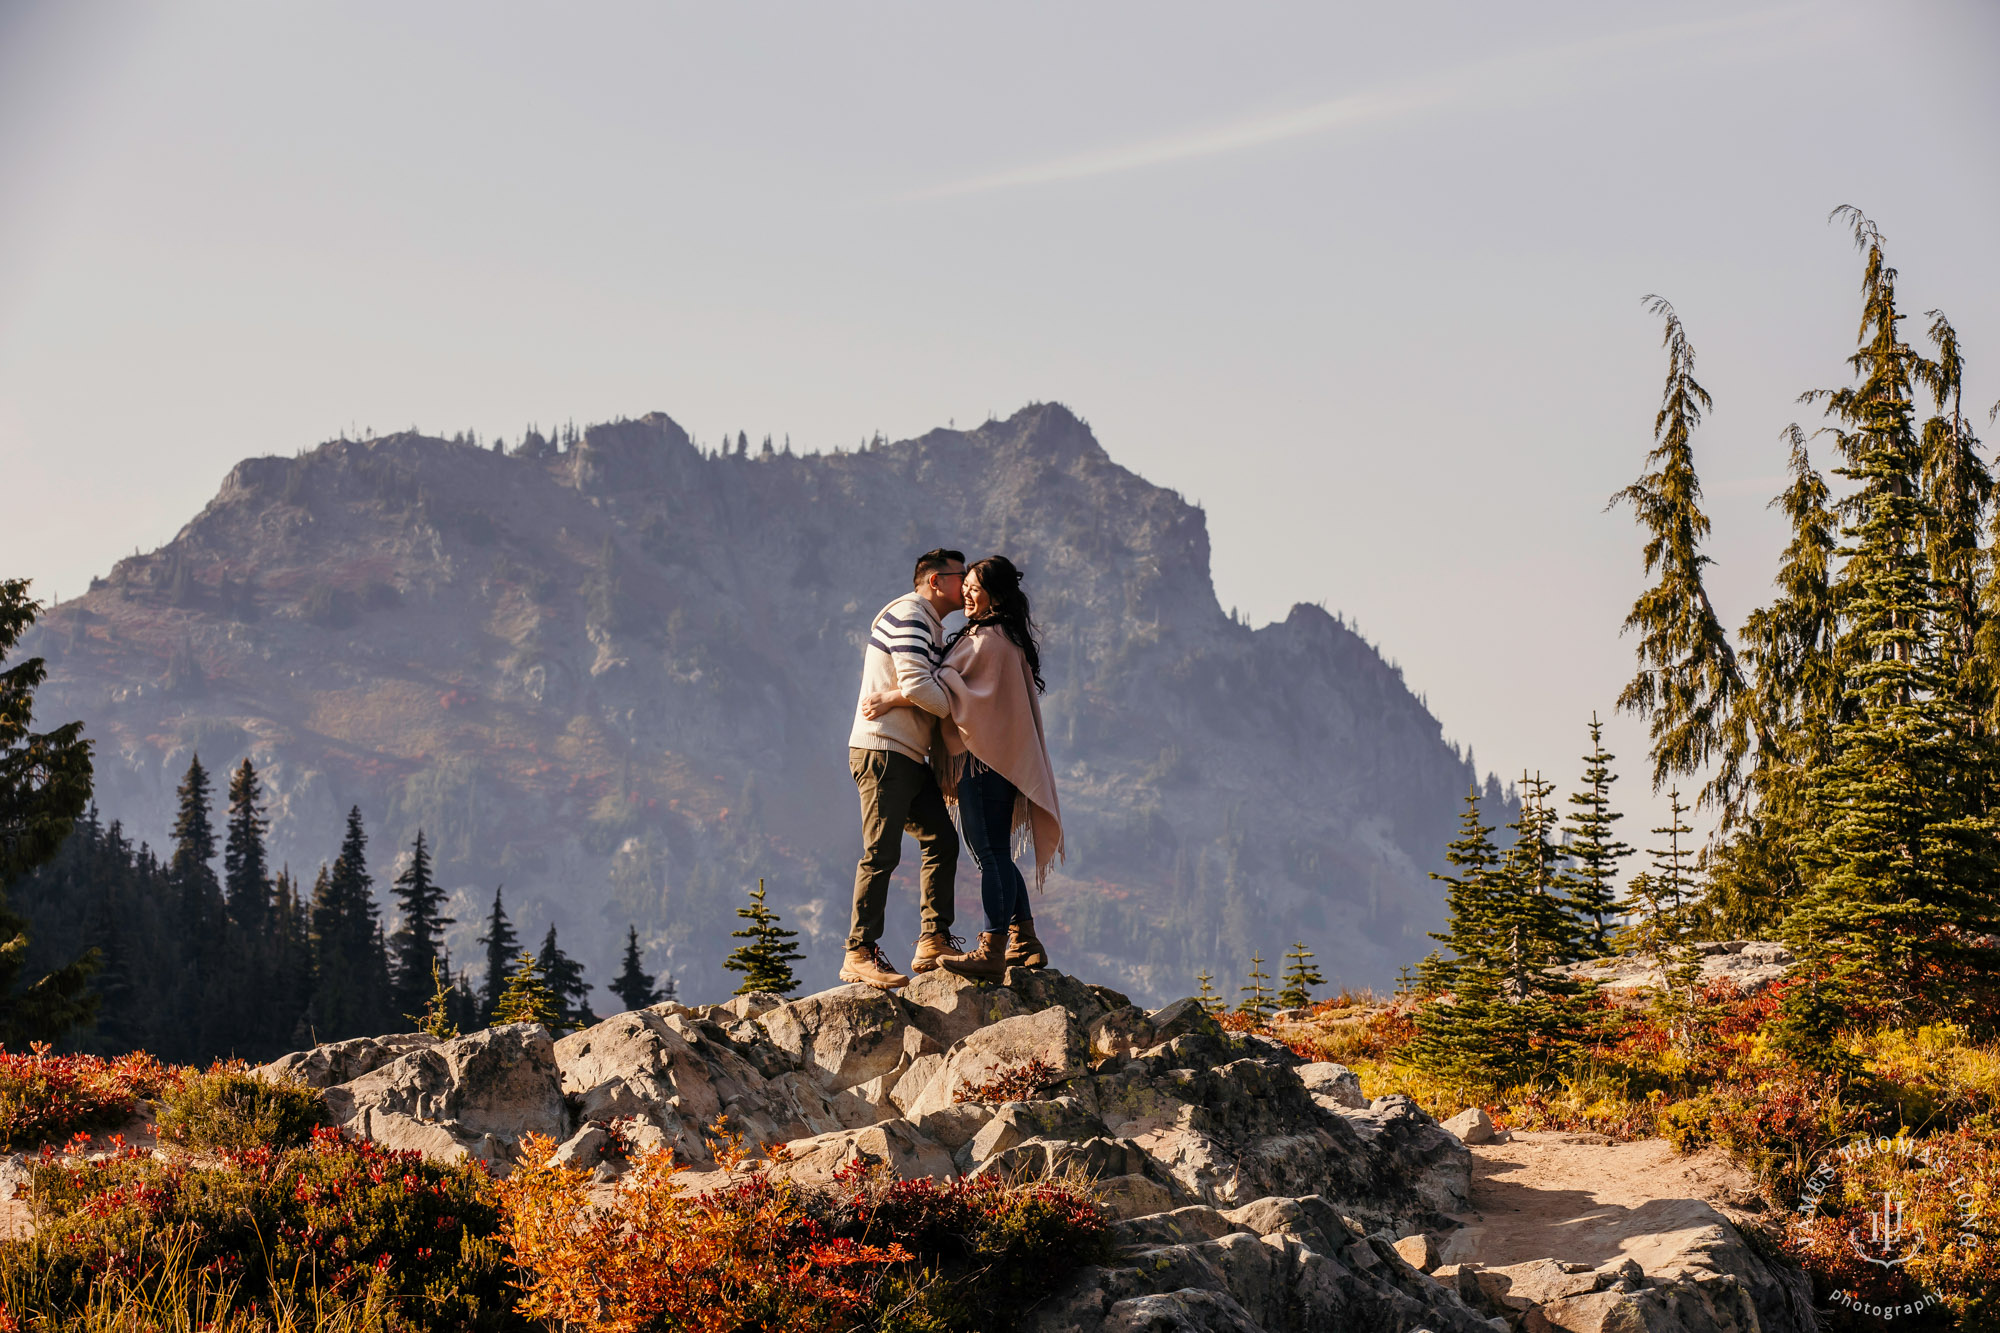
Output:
[1146, 997, 1220, 1045]
[1393, 1232, 1441, 1272]
[902, 969, 1032, 1048]
[1441, 1107, 1494, 1145]
[761, 984, 921, 1093]
[771, 1120, 957, 1186]
[255, 1033, 437, 1089]
[1087, 1006, 1158, 1062]
[321, 1023, 567, 1170]
[905, 1005, 1089, 1118]
[1294, 1062, 1366, 1110]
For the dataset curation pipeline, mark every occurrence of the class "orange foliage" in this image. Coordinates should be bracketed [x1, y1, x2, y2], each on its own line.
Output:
[497, 1135, 910, 1333]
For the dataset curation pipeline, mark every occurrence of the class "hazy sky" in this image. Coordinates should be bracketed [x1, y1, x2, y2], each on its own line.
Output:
[4, 1, 1997, 851]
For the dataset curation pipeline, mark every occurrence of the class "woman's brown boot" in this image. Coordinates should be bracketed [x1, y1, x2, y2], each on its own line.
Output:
[1006, 919, 1048, 969]
[940, 931, 1009, 982]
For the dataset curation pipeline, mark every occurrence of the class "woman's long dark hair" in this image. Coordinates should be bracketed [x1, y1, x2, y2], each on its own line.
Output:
[951, 555, 1045, 693]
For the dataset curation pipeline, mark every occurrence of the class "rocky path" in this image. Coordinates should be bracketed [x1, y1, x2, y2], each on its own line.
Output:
[1451, 1131, 1771, 1268]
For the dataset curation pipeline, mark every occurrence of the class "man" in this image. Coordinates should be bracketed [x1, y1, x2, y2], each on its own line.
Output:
[840, 548, 966, 989]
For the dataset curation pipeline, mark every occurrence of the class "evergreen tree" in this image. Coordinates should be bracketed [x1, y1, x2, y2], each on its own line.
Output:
[1709, 428, 1841, 933]
[491, 951, 562, 1027]
[1277, 942, 1323, 1010]
[477, 887, 518, 1022]
[270, 866, 313, 1050]
[1561, 716, 1634, 955]
[169, 756, 224, 940]
[388, 831, 452, 1021]
[1622, 792, 1705, 1030]
[1612, 297, 1746, 807]
[1492, 774, 1584, 986]
[309, 807, 392, 1039]
[168, 755, 228, 1052]
[1409, 776, 1596, 1089]
[1421, 788, 1504, 992]
[1782, 209, 2000, 1047]
[1914, 310, 1992, 723]
[408, 959, 459, 1039]
[1194, 968, 1221, 1014]
[222, 759, 272, 933]
[1236, 952, 1274, 1021]
[609, 924, 664, 1012]
[0, 582, 96, 1045]
[722, 879, 803, 996]
[536, 924, 594, 1031]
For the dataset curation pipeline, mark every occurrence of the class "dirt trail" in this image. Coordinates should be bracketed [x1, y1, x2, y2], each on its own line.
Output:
[1446, 1130, 1772, 1268]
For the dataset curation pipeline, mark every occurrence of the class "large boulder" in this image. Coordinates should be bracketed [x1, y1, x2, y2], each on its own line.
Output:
[319, 1023, 567, 1168]
[901, 969, 1032, 1048]
[554, 1009, 724, 1125]
[255, 1033, 437, 1089]
[904, 1005, 1090, 1118]
[760, 985, 935, 1093]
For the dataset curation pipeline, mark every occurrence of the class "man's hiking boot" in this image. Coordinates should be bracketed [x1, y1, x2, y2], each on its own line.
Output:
[840, 944, 909, 990]
[1005, 920, 1048, 969]
[940, 931, 1008, 983]
[910, 931, 966, 974]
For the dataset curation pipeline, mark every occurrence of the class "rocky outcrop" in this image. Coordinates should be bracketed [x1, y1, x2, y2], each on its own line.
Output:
[1553, 941, 1795, 997]
[261, 967, 1810, 1333]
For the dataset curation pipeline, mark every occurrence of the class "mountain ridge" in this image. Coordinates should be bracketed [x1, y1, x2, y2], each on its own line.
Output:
[24, 403, 1500, 1005]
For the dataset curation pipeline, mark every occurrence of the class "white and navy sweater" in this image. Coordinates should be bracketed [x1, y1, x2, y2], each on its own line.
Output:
[848, 592, 951, 764]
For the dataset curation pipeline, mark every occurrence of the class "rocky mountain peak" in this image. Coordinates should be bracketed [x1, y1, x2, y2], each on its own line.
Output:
[29, 404, 1493, 1004]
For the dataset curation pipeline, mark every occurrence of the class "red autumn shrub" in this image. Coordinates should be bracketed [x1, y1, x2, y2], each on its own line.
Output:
[0, 1042, 182, 1150]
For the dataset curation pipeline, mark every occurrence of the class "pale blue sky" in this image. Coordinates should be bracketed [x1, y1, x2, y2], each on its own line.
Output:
[3, 1, 1997, 848]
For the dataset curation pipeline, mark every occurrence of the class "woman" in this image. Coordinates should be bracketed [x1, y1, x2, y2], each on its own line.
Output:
[859, 555, 1063, 979]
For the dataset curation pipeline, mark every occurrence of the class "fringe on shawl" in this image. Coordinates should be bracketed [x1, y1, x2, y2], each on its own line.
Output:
[933, 746, 1063, 890]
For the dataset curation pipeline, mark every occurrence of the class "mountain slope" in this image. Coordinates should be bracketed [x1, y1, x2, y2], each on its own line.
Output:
[24, 404, 1497, 1005]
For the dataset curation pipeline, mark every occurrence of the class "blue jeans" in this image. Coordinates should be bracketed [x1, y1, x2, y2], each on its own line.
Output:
[957, 759, 1029, 935]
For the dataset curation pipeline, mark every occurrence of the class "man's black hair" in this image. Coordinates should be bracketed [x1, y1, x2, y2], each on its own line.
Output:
[912, 548, 966, 589]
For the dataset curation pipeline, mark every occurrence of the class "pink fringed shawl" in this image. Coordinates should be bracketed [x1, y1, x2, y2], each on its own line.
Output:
[932, 625, 1065, 888]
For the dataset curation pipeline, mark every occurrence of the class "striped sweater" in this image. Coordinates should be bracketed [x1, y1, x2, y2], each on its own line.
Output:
[848, 592, 951, 763]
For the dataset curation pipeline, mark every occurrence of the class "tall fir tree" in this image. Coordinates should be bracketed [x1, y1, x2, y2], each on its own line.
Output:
[1492, 774, 1584, 986]
[169, 755, 224, 942]
[1783, 209, 2000, 1047]
[1914, 309, 1992, 725]
[608, 924, 664, 1012]
[722, 879, 803, 996]
[1709, 428, 1842, 934]
[1561, 717, 1635, 956]
[1612, 297, 1746, 808]
[222, 759, 272, 934]
[0, 579, 98, 1044]
[536, 924, 594, 1031]
[168, 755, 229, 1052]
[477, 887, 519, 1023]
[1420, 788, 1504, 992]
[388, 831, 451, 1022]
[1410, 776, 1596, 1088]
[309, 807, 392, 1040]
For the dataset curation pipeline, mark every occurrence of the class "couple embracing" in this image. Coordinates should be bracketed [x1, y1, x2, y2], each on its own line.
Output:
[840, 548, 1063, 990]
